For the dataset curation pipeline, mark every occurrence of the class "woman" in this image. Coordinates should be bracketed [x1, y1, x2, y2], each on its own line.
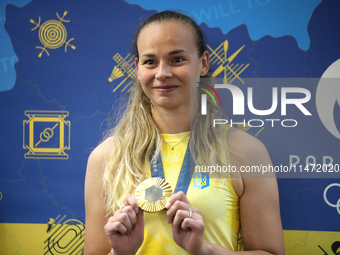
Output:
[84, 11, 285, 255]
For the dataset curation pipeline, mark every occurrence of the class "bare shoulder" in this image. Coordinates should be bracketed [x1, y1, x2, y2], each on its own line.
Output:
[227, 127, 269, 163]
[227, 127, 273, 177]
[88, 137, 114, 167]
[226, 127, 275, 196]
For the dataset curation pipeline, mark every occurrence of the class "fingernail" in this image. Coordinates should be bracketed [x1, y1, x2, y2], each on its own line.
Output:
[135, 207, 139, 214]
[165, 203, 170, 209]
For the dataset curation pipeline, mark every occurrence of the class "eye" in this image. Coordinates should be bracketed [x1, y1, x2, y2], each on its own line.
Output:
[143, 59, 155, 65]
[173, 57, 184, 63]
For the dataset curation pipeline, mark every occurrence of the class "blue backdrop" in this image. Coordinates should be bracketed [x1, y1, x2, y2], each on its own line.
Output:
[0, 0, 339, 254]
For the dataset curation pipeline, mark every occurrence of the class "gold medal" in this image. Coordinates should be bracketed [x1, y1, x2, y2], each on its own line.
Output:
[134, 177, 172, 213]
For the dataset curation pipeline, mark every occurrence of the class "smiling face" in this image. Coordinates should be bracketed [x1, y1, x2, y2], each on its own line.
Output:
[135, 20, 209, 111]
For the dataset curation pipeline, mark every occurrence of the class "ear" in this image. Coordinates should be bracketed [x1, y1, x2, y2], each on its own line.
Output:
[200, 51, 210, 76]
[135, 57, 140, 79]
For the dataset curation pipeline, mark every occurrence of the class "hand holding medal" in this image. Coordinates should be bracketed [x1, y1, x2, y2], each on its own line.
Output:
[165, 191, 207, 255]
[104, 194, 144, 255]
[134, 177, 207, 254]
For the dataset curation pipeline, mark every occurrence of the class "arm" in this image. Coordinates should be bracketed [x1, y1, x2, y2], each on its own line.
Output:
[227, 128, 285, 255]
[84, 141, 113, 255]
[84, 139, 144, 255]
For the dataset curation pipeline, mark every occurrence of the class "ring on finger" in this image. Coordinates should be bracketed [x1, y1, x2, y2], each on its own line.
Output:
[119, 205, 125, 213]
[188, 208, 192, 218]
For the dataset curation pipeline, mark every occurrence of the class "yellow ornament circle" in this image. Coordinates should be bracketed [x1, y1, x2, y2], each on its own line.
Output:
[39, 20, 67, 49]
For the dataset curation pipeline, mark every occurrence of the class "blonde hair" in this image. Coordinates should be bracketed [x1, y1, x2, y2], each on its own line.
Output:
[102, 81, 230, 215]
[102, 11, 231, 215]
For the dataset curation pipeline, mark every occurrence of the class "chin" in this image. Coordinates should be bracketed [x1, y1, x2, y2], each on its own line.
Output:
[152, 100, 180, 109]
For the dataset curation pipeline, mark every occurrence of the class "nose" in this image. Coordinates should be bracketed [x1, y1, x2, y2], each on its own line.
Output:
[155, 62, 172, 80]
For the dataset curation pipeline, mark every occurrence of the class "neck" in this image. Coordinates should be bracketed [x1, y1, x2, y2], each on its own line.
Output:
[151, 102, 198, 134]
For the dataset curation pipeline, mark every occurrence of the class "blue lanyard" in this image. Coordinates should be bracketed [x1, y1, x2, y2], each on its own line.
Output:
[149, 142, 195, 195]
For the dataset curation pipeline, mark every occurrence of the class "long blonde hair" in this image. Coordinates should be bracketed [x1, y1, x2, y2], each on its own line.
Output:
[102, 11, 231, 215]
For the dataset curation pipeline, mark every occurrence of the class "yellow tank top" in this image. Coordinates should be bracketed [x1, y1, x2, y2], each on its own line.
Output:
[137, 131, 240, 254]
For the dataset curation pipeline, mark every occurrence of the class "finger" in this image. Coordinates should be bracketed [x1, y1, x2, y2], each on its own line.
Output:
[125, 194, 139, 214]
[181, 217, 204, 233]
[134, 207, 145, 232]
[107, 215, 116, 223]
[104, 221, 128, 236]
[165, 191, 190, 209]
[166, 200, 189, 224]
[172, 209, 191, 234]
[116, 212, 133, 234]
[136, 206, 144, 221]
[120, 205, 137, 226]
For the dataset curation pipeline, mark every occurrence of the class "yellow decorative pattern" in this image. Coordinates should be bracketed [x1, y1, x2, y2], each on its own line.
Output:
[44, 215, 85, 254]
[23, 110, 71, 159]
[109, 53, 137, 93]
[207, 40, 249, 84]
[30, 11, 76, 58]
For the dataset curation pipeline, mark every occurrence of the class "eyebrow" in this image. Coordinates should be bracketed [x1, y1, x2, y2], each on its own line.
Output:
[140, 49, 189, 58]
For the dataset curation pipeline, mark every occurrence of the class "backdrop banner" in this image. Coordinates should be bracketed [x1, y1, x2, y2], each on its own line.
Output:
[0, 0, 339, 254]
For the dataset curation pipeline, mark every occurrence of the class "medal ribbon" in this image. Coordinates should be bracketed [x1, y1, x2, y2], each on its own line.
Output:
[150, 141, 195, 195]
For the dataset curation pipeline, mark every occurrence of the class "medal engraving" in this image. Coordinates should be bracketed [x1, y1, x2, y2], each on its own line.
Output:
[144, 185, 163, 203]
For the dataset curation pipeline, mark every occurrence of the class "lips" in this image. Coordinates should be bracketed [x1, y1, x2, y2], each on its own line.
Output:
[153, 85, 179, 93]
